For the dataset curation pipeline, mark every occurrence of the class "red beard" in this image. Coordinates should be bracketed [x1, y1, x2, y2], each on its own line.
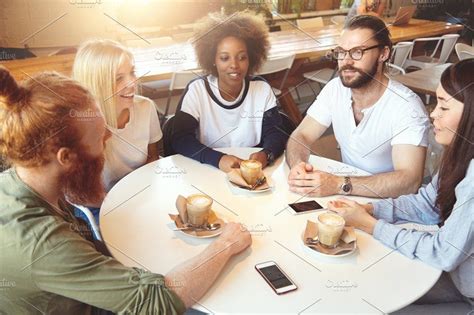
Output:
[63, 148, 105, 206]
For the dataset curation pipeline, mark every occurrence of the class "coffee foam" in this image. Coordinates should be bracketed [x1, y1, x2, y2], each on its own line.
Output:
[192, 198, 210, 206]
[319, 213, 344, 226]
[188, 195, 211, 206]
[241, 160, 262, 169]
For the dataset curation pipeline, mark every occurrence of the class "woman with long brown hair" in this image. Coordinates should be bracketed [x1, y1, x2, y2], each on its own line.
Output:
[328, 59, 474, 312]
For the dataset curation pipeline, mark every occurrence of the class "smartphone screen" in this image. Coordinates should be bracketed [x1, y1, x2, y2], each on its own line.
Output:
[288, 200, 323, 214]
[255, 261, 297, 294]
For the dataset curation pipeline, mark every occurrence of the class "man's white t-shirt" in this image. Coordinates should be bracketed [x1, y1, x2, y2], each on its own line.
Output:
[103, 95, 162, 191]
[306, 77, 430, 174]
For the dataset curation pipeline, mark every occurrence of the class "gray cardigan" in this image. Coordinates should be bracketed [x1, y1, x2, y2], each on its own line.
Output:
[373, 160, 474, 298]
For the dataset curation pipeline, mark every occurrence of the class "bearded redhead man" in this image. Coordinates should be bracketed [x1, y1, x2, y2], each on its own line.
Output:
[0, 67, 251, 315]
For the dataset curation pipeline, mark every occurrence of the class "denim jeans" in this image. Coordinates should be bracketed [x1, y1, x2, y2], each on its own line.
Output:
[393, 272, 473, 315]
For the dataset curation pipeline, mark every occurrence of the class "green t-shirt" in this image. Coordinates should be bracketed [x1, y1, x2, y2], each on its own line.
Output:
[0, 169, 186, 315]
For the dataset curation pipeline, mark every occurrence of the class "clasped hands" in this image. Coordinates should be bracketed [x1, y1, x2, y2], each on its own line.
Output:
[288, 161, 342, 197]
[289, 161, 377, 234]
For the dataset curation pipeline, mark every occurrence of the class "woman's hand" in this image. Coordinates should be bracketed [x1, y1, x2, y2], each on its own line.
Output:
[218, 155, 243, 173]
[248, 151, 268, 168]
[328, 198, 377, 234]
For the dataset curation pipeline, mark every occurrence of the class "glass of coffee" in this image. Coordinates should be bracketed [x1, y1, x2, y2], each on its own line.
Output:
[316, 212, 345, 248]
[186, 194, 213, 226]
[240, 159, 263, 186]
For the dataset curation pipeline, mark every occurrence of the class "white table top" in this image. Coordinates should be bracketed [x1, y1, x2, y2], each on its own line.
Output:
[100, 148, 441, 314]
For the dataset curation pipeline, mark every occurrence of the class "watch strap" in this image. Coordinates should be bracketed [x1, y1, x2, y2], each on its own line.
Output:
[261, 149, 274, 165]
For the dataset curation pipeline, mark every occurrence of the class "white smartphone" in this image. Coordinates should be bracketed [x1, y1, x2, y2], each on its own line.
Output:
[255, 261, 297, 295]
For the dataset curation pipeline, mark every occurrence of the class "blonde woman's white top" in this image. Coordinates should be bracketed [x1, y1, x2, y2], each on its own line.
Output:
[103, 95, 162, 191]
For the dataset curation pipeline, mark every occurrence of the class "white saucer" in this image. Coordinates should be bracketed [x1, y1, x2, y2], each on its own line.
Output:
[301, 237, 357, 258]
[175, 210, 225, 239]
[227, 177, 273, 193]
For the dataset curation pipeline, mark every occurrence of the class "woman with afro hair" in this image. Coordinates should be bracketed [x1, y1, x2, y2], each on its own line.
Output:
[170, 12, 288, 172]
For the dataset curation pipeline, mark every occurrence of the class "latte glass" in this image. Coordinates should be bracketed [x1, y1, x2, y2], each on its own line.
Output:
[316, 212, 345, 248]
[186, 194, 212, 226]
[240, 159, 263, 186]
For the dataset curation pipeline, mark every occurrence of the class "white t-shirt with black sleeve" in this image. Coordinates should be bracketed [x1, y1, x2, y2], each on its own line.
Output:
[103, 95, 162, 191]
[170, 75, 287, 168]
[306, 77, 430, 174]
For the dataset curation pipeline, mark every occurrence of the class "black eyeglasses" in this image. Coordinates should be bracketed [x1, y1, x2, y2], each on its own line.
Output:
[331, 44, 383, 60]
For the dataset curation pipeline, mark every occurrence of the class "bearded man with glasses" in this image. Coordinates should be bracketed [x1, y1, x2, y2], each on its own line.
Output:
[286, 15, 430, 199]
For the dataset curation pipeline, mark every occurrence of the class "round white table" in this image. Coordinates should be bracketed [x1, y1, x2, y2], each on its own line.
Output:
[100, 148, 441, 314]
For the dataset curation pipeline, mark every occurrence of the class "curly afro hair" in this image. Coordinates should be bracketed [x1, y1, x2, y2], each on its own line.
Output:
[192, 11, 270, 76]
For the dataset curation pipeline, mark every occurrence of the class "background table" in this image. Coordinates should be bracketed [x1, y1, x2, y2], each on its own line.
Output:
[0, 19, 462, 83]
[100, 148, 441, 314]
[1, 19, 462, 124]
[393, 63, 452, 96]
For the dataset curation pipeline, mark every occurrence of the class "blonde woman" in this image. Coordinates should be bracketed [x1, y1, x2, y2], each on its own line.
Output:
[73, 40, 162, 222]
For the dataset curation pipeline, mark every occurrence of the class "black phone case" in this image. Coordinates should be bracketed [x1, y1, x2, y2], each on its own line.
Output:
[289, 200, 323, 213]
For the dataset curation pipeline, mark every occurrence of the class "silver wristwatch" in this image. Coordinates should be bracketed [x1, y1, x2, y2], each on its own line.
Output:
[340, 176, 352, 195]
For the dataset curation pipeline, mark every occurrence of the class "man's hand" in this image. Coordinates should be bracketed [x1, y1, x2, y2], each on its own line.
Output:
[288, 161, 313, 177]
[327, 198, 377, 234]
[165, 222, 252, 308]
[218, 222, 252, 256]
[248, 151, 268, 168]
[288, 162, 341, 196]
[218, 155, 243, 173]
